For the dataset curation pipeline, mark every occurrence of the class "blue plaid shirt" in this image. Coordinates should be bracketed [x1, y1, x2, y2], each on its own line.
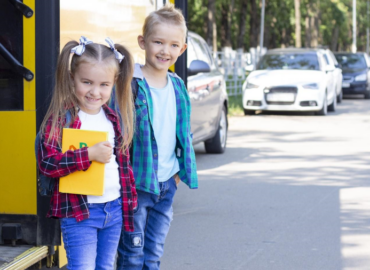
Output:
[132, 64, 198, 194]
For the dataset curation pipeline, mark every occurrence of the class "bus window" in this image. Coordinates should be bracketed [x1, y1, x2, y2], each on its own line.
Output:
[0, 0, 24, 111]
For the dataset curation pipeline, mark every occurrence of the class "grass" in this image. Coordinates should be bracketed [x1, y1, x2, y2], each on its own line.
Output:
[224, 73, 248, 116]
[227, 94, 244, 116]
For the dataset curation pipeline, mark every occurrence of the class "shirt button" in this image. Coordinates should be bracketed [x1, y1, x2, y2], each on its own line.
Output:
[152, 137, 155, 140]
[154, 154, 158, 158]
[143, 100, 146, 103]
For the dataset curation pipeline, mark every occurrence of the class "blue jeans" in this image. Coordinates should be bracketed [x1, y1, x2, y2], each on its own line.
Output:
[61, 197, 123, 270]
[116, 177, 177, 270]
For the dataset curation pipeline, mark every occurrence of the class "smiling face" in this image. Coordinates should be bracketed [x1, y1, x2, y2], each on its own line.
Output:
[72, 61, 116, 115]
[138, 22, 187, 74]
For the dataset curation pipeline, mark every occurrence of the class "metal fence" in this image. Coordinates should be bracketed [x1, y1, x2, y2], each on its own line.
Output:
[212, 47, 266, 96]
[213, 49, 247, 96]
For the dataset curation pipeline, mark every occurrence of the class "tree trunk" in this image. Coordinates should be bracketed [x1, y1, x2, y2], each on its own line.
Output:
[212, 8, 217, 52]
[220, 4, 228, 47]
[249, 0, 258, 48]
[305, 16, 311, 47]
[308, 0, 318, 47]
[317, 0, 321, 45]
[281, 28, 286, 48]
[207, 0, 217, 52]
[294, 0, 301, 47]
[331, 25, 339, 51]
[226, 0, 235, 47]
[311, 10, 318, 47]
[221, 1, 233, 48]
[237, 0, 248, 49]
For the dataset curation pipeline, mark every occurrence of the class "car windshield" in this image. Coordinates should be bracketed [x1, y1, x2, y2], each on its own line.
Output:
[257, 53, 320, 70]
[335, 54, 367, 69]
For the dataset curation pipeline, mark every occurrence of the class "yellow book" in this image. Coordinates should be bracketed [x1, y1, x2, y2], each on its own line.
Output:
[59, 128, 108, 196]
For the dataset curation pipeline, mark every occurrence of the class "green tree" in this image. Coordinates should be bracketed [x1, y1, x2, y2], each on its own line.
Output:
[187, 0, 369, 52]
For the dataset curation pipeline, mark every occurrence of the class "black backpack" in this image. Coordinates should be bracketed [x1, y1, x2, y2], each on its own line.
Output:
[35, 111, 72, 196]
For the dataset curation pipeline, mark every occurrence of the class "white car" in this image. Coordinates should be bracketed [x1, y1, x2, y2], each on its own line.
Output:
[242, 48, 337, 116]
[322, 49, 343, 103]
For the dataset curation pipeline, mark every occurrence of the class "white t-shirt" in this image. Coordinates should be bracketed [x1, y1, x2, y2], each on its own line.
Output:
[78, 108, 121, 203]
[149, 74, 180, 182]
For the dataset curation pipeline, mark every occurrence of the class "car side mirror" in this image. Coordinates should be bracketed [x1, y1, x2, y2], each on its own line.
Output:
[325, 65, 334, 72]
[188, 60, 211, 76]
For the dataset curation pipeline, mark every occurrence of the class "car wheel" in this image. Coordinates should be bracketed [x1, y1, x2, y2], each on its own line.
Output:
[243, 109, 255, 115]
[337, 89, 343, 103]
[364, 92, 370, 99]
[328, 93, 336, 112]
[204, 106, 228, 154]
[315, 94, 327, 116]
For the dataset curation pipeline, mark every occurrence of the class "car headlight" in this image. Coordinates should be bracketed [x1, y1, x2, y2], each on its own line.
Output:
[245, 82, 259, 89]
[302, 83, 319, 89]
[355, 74, 367, 81]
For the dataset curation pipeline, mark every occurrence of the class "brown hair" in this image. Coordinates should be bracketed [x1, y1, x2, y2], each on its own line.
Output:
[40, 39, 134, 153]
[143, 3, 187, 42]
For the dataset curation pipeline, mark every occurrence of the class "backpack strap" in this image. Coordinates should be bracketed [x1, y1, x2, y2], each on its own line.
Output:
[131, 78, 138, 101]
[108, 81, 138, 112]
[35, 110, 73, 196]
[129, 79, 139, 166]
[35, 110, 73, 158]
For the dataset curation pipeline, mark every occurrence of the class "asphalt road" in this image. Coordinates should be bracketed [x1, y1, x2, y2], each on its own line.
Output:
[161, 96, 370, 270]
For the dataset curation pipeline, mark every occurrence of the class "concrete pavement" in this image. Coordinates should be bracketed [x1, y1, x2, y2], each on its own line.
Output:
[161, 96, 370, 270]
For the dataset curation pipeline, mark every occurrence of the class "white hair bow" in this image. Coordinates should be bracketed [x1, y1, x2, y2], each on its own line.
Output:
[105, 37, 124, 63]
[71, 36, 93, 55]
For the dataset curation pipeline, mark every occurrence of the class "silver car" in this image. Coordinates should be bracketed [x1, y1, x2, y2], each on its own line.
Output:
[187, 31, 228, 153]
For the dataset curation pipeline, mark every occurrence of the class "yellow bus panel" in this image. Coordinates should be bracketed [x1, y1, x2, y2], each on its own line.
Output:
[0, 112, 36, 214]
[23, 0, 36, 111]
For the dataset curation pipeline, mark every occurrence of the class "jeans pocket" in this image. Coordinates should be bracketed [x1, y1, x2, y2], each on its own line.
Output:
[173, 175, 180, 190]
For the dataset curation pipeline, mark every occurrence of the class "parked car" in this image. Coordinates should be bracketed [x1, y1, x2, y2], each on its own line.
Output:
[242, 48, 337, 116]
[322, 49, 343, 103]
[334, 52, 370, 99]
[187, 31, 228, 153]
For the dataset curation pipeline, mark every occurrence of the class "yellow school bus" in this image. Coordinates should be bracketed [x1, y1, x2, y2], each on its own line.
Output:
[0, 0, 186, 269]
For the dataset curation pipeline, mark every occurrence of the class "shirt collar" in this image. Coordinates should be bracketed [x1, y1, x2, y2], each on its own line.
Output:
[102, 104, 118, 121]
[133, 63, 179, 80]
[133, 63, 144, 80]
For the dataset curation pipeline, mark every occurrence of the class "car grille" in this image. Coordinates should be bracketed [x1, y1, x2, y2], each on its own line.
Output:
[265, 87, 297, 105]
[343, 76, 353, 83]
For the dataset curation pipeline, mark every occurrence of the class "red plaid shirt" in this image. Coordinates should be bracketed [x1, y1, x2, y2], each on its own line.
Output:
[38, 105, 137, 232]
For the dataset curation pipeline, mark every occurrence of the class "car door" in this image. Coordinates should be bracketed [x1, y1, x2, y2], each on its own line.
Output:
[328, 50, 342, 96]
[322, 52, 336, 103]
[189, 34, 223, 141]
[363, 53, 370, 90]
[187, 37, 209, 141]
[199, 37, 224, 135]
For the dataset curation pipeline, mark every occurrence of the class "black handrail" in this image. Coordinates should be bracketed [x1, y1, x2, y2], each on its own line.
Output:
[7, 0, 34, 18]
[0, 43, 34, 81]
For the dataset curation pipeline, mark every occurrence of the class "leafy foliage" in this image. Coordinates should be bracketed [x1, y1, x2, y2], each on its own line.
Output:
[188, 0, 370, 52]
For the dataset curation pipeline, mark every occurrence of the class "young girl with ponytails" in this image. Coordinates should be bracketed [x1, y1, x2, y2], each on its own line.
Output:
[38, 36, 137, 270]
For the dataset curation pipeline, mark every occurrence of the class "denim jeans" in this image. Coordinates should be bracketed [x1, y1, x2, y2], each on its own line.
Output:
[116, 177, 177, 270]
[61, 197, 123, 270]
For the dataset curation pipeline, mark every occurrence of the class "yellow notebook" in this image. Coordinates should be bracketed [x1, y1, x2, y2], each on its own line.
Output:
[59, 128, 108, 196]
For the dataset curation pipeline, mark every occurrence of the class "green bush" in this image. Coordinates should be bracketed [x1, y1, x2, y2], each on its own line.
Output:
[227, 95, 244, 116]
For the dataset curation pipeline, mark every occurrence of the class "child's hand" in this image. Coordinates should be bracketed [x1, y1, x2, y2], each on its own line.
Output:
[87, 141, 112, 163]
